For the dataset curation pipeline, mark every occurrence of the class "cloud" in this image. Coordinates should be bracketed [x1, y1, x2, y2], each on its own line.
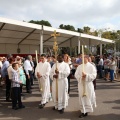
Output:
[0, 0, 120, 30]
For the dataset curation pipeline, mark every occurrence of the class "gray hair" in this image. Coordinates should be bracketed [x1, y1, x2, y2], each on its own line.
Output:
[27, 55, 32, 60]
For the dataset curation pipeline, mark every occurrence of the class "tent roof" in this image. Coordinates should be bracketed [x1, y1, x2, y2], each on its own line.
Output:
[0, 17, 114, 47]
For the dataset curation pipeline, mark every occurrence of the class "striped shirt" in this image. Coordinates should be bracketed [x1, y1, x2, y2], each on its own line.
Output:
[11, 69, 20, 88]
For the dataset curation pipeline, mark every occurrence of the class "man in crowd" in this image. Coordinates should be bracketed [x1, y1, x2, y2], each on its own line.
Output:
[1, 57, 10, 101]
[23, 55, 33, 93]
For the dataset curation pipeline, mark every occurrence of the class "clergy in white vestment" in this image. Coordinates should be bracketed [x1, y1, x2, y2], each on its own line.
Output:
[50, 54, 70, 114]
[75, 55, 97, 118]
[35, 54, 51, 109]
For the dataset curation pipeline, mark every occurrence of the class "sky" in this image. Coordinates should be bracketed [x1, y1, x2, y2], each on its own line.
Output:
[0, 0, 120, 31]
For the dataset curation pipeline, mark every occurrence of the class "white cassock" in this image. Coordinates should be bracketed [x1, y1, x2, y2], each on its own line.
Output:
[75, 62, 97, 114]
[35, 61, 51, 104]
[50, 61, 70, 110]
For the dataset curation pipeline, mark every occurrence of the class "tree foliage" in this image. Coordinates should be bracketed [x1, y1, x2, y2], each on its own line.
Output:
[29, 20, 52, 27]
[28, 19, 120, 54]
[59, 24, 75, 31]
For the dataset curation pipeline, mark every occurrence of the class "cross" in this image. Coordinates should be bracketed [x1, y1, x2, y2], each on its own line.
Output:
[51, 30, 60, 102]
[51, 30, 60, 39]
[51, 30, 60, 53]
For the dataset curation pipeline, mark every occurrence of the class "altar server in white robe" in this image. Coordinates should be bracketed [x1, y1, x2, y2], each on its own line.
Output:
[75, 55, 97, 118]
[35, 54, 51, 108]
[50, 54, 70, 114]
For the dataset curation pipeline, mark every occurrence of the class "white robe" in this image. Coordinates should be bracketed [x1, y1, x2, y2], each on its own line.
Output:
[50, 61, 70, 110]
[35, 61, 51, 104]
[75, 62, 97, 113]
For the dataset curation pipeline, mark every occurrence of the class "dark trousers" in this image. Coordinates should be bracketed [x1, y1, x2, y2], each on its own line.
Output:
[12, 87, 22, 108]
[26, 71, 33, 92]
[20, 85, 22, 93]
[6, 75, 11, 100]
[93, 79, 96, 90]
[30, 72, 34, 85]
[98, 65, 103, 78]
[67, 74, 71, 94]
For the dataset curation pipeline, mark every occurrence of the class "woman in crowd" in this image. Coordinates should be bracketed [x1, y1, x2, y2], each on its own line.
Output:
[108, 57, 116, 82]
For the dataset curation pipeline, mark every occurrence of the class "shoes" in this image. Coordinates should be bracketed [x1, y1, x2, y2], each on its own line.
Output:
[27, 91, 32, 94]
[12, 106, 18, 110]
[79, 113, 88, 118]
[19, 105, 25, 109]
[59, 108, 64, 114]
[52, 107, 58, 110]
[6, 99, 12, 102]
[39, 104, 45, 109]
[52, 107, 56, 110]
[21, 94, 25, 96]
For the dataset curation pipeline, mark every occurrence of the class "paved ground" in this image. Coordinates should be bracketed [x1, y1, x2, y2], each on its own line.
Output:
[0, 78, 120, 120]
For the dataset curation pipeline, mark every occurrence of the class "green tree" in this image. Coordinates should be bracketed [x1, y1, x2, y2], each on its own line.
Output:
[29, 20, 52, 27]
[77, 28, 84, 33]
[59, 24, 75, 31]
[83, 26, 91, 34]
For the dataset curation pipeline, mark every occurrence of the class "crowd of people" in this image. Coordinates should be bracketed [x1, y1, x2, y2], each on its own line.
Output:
[0, 53, 120, 118]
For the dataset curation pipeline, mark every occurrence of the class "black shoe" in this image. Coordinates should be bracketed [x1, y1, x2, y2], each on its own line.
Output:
[27, 91, 32, 94]
[39, 104, 45, 109]
[84, 113, 88, 116]
[21, 94, 25, 96]
[12, 106, 18, 110]
[52, 107, 58, 110]
[45, 102, 48, 105]
[19, 105, 25, 109]
[59, 108, 64, 114]
[6, 99, 12, 102]
[79, 113, 88, 118]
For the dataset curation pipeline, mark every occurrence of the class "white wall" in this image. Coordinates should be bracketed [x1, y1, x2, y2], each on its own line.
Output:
[0, 44, 39, 54]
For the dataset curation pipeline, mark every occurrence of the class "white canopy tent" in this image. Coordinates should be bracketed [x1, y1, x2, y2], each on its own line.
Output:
[0, 17, 114, 55]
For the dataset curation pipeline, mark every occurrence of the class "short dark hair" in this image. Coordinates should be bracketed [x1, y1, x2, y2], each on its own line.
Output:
[58, 54, 64, 58]
[9, 57, 15, 64]
[12, 63, 18, 69]
[51, 55, 55, 58]
[41, 54, 46, 57]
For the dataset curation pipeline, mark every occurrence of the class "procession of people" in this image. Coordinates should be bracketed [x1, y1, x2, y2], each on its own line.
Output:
[0, 52, 120, 118]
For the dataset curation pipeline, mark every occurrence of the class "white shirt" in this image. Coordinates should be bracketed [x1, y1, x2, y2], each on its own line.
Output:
[99, 58, 103, 66]
[7, 65, 14, 79]
[23, 60, 33, 75]
[0, 61, 2, 68]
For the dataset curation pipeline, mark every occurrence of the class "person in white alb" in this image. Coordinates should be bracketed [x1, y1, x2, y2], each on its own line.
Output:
[35, 54, 51, 109]
[50, 54, 70, 114]
[75, 55, 97, 118]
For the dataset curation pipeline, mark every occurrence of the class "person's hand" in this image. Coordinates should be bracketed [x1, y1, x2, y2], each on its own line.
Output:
[82, 72, 86, 80]
[19, 81, 22, 84]
[53, 74, 58, 78]
[28, 75, 30, 79]
[37, 72, 41, 78]
[55, 69, 59, 74]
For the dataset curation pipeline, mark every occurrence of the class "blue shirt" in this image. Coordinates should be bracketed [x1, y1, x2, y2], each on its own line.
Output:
[1, 60, 9, 78]
[76, 58, 82, 64]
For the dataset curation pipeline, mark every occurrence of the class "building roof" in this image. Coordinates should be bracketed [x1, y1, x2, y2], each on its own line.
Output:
[0, 17, 114, 47]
